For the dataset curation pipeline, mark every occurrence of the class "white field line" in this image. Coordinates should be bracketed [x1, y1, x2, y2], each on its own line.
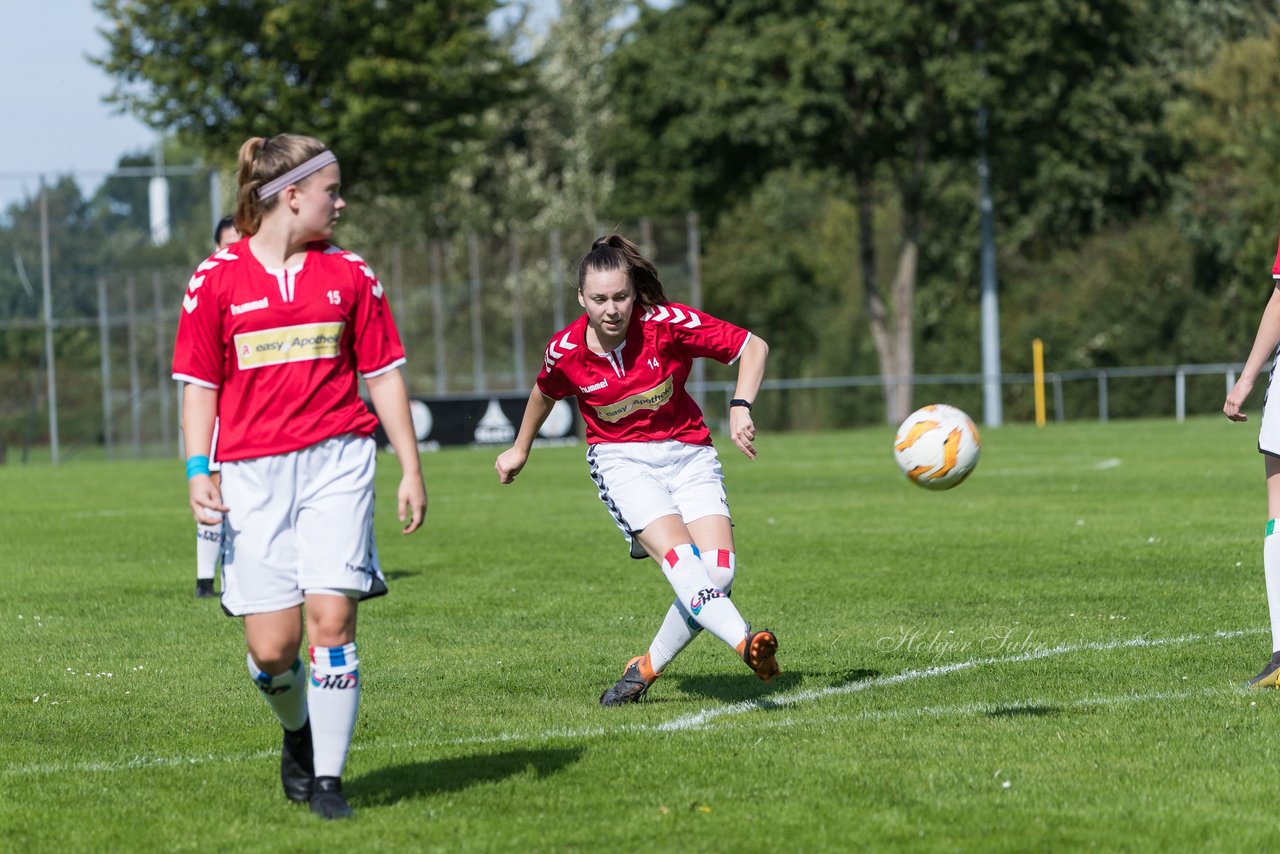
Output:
[653, 628, 1260, 732]
[4, 628, 1262, 779]
[739, 686, 1232, 731]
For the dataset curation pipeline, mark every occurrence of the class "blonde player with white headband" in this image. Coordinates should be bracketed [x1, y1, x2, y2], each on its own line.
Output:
[172, 133, 426, 819]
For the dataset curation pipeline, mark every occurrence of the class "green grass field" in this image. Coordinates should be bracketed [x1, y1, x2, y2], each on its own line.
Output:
[2, 416, 1276, 851]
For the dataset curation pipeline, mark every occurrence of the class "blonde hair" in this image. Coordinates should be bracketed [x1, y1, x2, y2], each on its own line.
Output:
[233, 134, 330, 236]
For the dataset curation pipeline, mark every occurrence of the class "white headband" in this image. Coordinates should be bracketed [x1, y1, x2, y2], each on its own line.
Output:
[256, 150, 338, 200]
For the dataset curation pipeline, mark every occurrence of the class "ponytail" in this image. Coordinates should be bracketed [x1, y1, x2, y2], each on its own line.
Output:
[232, 133, 330, 237]
[577, 234, 668, 308]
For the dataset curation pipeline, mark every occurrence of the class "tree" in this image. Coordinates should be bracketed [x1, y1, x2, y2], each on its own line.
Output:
[607, 0, 1176, 424]
[92, 0, 521, 198]
[1167, 25, 1280, 314]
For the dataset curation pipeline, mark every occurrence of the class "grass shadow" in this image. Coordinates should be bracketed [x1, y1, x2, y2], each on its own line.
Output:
[986, 704, 1059, 719]
[383, 570, 420, 581]
[665, 667, 881, 703]
[352, 747, 584, 807]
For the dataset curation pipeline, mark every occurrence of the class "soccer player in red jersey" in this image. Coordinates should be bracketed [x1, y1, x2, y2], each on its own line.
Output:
[495, 234, 779, 705]
[1225, 235, 1280, 688]
[172, 134, 426, 818]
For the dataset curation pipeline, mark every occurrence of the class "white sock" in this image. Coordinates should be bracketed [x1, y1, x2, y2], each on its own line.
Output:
[196, 518, 223, 581]
[246, 654, 308, 731]
[308, 643, 360, 779]
[649, 549, 737, 672]
[1265, 521, 1280, 652]
[659, 544, 746, 650]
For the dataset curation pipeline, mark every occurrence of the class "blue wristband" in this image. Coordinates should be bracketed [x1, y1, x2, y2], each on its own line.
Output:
[186, 455, 211, 479]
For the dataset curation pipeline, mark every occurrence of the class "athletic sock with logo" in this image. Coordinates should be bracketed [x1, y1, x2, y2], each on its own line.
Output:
[1265, 520, 1280, 653]
[307, 643, 360, 779]
[658, 544, 746, 651]
[648, 549, 737, 672]
[246, 654, 308, 731]
[195, 520, 223, 582]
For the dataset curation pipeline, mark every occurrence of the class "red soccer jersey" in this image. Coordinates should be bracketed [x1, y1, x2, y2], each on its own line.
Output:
[1272, 235, 1280, 278]
[171, 239, 405, 461]
[536, 302, 750, 444]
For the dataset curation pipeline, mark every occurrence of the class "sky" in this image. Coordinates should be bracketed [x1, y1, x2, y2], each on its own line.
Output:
[0, 2, 158, 214]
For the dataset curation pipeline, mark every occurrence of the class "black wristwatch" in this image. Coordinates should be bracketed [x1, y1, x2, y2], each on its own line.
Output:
[729, 399, 753, 410]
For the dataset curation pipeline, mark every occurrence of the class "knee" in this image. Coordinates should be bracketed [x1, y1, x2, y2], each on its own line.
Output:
[247, 641, 299, 675]
[306, 600, 357, 647]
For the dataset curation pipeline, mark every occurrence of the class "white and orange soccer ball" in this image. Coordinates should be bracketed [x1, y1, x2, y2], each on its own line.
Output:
[893, 404, 981, 490]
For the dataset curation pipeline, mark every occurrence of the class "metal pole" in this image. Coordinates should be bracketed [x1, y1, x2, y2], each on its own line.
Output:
[550, 229, 565, 331]
[469, 232, 486, 392]
[640, 217, 654, 262]
[39, 178, 59, 464]
[687, 212, 705, 406]
[510, 232, 525, 385]
[127, 276, 142, 457]
[1053, 375, 1064, 423]
[1097, 371, 1108, 423]
[153, 273, 172, 453]
[208, 168, 221, 236]
[98, 276, 113, 458]
[977, 103, 1003, 428]
[430, 239, 447, 393]
[1175, 369, 1186, 422]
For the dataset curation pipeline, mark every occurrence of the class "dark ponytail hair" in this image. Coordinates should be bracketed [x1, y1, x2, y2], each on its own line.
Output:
[577, 234, 668, 309]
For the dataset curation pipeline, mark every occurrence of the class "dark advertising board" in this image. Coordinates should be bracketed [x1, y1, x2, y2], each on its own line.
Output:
[369, 394, 579, 451]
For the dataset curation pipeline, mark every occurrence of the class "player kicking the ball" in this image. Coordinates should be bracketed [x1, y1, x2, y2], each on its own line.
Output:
[173, 134, 426, 818]
[495, 233, 779, 705]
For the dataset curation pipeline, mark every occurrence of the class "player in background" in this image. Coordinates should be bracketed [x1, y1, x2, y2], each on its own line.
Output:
[192, 216, 241, 599]
[495, 233, 779, 705]
[173, 134, 426, 818]
[1225, 236, 1280, 687]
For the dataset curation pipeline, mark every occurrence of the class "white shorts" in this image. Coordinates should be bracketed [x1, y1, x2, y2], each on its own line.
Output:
[1262, 357, 1280, 457]
[587, 440, 730, 556]
[218, 434, 386, 616]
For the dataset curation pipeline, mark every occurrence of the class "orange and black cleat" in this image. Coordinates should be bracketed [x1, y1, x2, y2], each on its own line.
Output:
[739, 627, 780, 682]
[599, 653, 659, 706]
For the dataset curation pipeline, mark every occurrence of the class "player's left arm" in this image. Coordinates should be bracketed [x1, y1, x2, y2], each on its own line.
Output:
[366, 368, 427, 534]
[729, 334, 769, 460]
[182, 383, 229, 523]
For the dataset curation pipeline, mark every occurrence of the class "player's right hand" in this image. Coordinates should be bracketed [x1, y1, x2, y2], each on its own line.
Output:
[1225, 376, 1254, 422]
[495, 447, 528, 484]
[189, 475, 229, 525]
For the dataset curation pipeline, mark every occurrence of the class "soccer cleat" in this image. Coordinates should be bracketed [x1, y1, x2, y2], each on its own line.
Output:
[739, 628, 780, 682]
[195, 578, 217, 599]
[281, 721, 315, 803]
[310, 776, 355, 820]
[599, 654, 659, 706]
[1248, 656, 1280, 688]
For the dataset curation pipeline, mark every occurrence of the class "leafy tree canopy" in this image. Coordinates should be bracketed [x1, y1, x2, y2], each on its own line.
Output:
[93, 0, 522, 198]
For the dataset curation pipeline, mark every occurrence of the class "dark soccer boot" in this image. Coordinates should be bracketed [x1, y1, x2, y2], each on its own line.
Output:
[195, 578, 216, 598]
[599, 654, 659, 706]
[281, 720, 315, 803]
[1248, 653, 1280, 688]
[739, 627, 780, 682]
[310, 776, 355, 820]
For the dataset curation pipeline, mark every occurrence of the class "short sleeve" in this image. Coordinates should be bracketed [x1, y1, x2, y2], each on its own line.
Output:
[172, 267, 224, 388]
[660, 305, 750, 365]
[536, 356, 572, 400]
[350, 260, 406, 378]
[1272, 235, 1280, 279]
